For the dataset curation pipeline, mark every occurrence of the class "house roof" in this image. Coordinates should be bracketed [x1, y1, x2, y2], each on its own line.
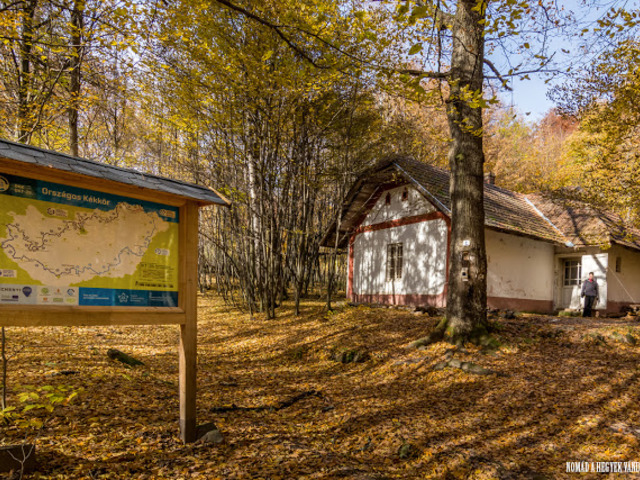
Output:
[322, 155, 640, 251]
[529, 194, 640, 251]
[0, 138, 230, 206]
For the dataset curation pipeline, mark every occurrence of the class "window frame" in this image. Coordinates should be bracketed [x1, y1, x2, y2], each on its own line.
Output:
[563, 259, 582, 286]
[386, 243, 403, 281]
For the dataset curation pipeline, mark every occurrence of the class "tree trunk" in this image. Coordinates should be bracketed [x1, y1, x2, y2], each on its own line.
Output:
[68, 0, 84, 157]
[444, 0, 488, 343]
[17, 0, 37, 142]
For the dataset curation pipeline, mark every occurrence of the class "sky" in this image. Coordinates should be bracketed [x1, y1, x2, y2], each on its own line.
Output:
[502, 77, 557, 121]
[492, 0, 636, 121]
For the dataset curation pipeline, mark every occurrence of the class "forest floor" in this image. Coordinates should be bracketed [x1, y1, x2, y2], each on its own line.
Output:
[3, 296, 640, 479]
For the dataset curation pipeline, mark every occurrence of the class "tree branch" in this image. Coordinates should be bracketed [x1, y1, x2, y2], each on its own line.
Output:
[212, 0, 451, 80]
[483, 58, 512, 91]
[212, 0, 332, 70]
[396, 67, 450, 79]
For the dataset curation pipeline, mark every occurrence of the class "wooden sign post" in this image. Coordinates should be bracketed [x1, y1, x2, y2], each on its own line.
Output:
[0, 139, 229, 443]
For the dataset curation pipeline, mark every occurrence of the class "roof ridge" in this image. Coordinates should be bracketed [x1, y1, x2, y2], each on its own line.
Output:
[524, 195, 572, 245]
[392, 160, 451, 215]
[391, 155, 449, 175]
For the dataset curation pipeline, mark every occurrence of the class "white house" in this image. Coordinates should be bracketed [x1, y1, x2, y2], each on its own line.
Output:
[323, 156, 640, 314]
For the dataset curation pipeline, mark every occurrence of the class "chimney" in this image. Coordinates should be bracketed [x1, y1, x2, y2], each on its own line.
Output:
[484, 172, 496, 185]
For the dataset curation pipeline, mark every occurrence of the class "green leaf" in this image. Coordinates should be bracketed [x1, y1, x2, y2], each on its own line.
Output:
[411, 6, 428, 18]
[408, 43, 423, 55]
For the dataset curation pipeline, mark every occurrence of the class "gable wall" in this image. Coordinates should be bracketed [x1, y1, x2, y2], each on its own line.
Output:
[351, 217, 448, 299]
[349, 186, 447, 305]
[361, 185, 435, 226]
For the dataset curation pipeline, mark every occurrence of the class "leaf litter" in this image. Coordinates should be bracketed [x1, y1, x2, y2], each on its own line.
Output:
[3, 297, 640, 479]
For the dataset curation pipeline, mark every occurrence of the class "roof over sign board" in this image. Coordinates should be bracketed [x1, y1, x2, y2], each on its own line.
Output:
[0, 138, 230, 206]
[323, 155, 640, 252]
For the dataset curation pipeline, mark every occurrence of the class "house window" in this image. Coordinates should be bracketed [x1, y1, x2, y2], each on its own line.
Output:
[563, 259, 582, 286]
[401, 189, 408, 201]
[385, 192, 391, 205]
[616, 256, 622, 273]
[387, 243, 403, 281]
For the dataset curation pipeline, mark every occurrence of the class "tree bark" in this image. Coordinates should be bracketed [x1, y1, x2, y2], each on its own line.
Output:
[17, 0, 37, 142]
[444, 0, 488, 343]
[68, 0, 84, 157]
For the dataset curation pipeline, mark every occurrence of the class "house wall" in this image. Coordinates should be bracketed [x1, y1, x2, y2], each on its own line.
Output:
[348, 186, 558, 312]
[350, 217, 448, 305]
[605, 245, 640, 310]
[485, 230, 555, 312]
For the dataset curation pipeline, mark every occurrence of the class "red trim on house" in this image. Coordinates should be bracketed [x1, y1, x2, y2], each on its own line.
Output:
[350, 182, 409, 231]
[350, 294, 555, 312]
[351, 292, 447, 308]
[488, 296, 554, 314]
[347, 235, 355, 300]
[353, 211, 449, 235]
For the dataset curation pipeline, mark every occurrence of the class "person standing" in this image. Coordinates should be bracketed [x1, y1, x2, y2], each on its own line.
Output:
[581, 272, 599, 317]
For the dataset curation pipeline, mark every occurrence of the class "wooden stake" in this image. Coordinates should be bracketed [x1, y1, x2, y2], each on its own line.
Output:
[179, 202, 199, 443]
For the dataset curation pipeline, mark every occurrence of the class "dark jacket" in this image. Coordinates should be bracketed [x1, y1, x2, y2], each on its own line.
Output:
[581, 278, 599, 297]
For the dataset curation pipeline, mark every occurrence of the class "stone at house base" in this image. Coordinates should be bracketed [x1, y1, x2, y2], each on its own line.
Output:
[557, 309, 582, 317]
[414, 306, 442, 317]
[625, 304, 640, 315]
[0, 444, 36, 474]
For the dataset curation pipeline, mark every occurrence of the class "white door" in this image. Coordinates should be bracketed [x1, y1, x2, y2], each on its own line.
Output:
[581, 253, 608, 310]
[562, 259, 582, 309]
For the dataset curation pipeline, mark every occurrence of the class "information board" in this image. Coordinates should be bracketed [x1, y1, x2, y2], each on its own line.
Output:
[0, 173, 179, 307]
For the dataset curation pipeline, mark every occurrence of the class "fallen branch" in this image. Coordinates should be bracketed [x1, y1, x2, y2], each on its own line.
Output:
[107, 349, 144, 367]
[211, 389, 321, 413]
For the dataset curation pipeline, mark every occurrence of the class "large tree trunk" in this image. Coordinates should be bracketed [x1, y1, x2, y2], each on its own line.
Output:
[444, 0, 488, 343]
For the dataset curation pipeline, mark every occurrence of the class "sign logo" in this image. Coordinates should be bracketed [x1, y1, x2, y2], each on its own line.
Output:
[118, 292, 129, 304]
[22, 286, 32, 297]
[0, 176, 9, 192]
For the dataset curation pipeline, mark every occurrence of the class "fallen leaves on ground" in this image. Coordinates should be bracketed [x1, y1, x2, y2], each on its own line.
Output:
[3, 297, 640, 479]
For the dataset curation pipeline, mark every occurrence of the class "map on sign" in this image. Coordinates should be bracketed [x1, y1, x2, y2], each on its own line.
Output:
[0, 173, 179, 307]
